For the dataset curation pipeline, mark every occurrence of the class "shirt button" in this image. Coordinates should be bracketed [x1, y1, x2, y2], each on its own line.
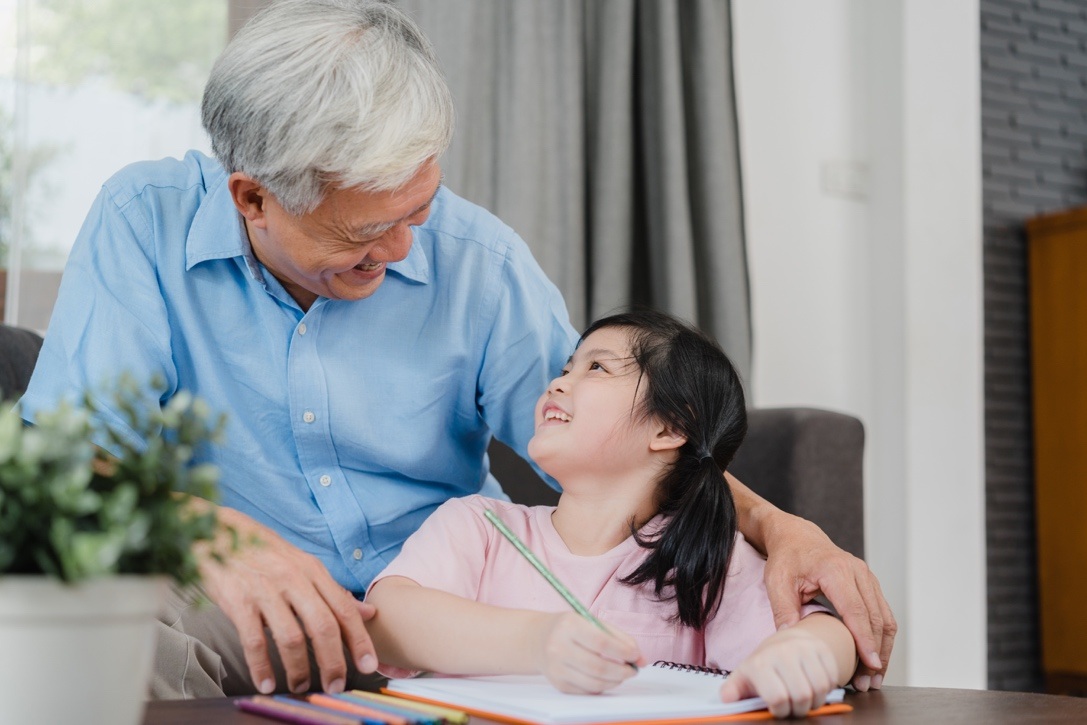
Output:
[352, 549, 363, 560]
[319, 475, 331, 487]
[298, 322, 307, 336]
[303, 411, 315, 423]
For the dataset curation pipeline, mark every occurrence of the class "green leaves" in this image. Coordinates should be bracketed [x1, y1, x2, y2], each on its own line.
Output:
[0, 374, 226, 585]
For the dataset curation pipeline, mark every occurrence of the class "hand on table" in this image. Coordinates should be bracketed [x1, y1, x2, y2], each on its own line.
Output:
[532, 612, 644, 695]
[719, 627, 841, 719]
[761, 514, 896, 691]
[197, 505, 378, 695]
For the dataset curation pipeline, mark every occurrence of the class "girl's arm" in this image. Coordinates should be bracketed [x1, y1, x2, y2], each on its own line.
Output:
[718, 613, 857, 719]
[366, 576, 643, 693]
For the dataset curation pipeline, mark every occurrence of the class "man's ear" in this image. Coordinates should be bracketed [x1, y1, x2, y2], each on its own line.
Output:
[228, 172, 269, 229]
[648, 423, 687, 452]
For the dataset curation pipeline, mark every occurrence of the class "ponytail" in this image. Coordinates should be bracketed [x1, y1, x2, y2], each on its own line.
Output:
[581, 309, 747, 631]
[620, 448, 737, 628]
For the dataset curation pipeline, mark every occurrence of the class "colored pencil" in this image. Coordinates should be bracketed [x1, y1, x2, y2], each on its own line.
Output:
[236, 695, 367, 725]
[341, 691, 451, 724]
[483, 508, 637, 670]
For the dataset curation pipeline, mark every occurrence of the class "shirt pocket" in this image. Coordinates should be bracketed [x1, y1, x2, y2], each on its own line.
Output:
[598, 609, 684, 665]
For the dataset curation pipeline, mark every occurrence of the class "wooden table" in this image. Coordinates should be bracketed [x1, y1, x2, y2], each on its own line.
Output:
[144, 686, 1087, 724]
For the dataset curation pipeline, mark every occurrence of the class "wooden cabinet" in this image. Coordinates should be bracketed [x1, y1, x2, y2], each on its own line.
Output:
[1028, 206, 1087, 695]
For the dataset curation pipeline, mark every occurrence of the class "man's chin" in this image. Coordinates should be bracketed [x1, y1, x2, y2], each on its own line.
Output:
[333, 270, 387, 300]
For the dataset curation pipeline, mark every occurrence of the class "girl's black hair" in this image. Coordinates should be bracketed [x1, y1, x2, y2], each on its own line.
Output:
[581, 309, 747, 630]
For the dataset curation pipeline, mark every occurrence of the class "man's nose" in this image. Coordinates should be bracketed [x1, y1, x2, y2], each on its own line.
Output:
[373, 224, 413, 262]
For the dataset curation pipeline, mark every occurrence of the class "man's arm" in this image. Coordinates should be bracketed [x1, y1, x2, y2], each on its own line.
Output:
[728, 471, 897, 691]
[190, 498, 379, 695]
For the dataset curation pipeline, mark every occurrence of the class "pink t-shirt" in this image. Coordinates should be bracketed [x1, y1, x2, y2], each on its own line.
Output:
[369, 495, 826, 676]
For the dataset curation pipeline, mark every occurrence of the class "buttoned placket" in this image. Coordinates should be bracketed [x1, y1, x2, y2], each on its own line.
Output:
[285, 299, 377, 584]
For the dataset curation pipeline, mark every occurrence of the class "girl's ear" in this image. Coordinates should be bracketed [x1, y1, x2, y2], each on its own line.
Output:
[649, 423, 687, 452]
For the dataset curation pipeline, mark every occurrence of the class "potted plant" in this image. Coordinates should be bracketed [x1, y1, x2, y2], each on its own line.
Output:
[0, 376, 226, 725]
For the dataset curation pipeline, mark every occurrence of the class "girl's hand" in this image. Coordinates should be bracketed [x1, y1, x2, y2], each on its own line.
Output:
[718, 627, 840, 719]
[532, 612, 644, 694]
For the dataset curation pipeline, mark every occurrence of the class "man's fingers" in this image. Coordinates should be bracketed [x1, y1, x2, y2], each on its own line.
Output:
[295, 604, 349, 693]
[234, 607, 277, 695]
[764, 570, 804, 631]
[355, 601, 377, 621]
[872, 577, 897, 688]
[820, 562, 881, 671]
[852, 566, 886, 670]
[316, 580, 379, 676]
[261, 596, 314, 693]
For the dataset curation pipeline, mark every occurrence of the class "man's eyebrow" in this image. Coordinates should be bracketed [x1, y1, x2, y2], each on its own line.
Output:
[350, 178, 443, 238]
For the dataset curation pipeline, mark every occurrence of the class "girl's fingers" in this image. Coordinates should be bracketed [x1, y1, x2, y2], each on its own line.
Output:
[799, 655, 834, 708]
[752, 668, 793, 719]
[772, 659, 815, 717]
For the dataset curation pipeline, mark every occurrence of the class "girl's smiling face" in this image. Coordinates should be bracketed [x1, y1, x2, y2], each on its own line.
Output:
[528, 327, 662, 483]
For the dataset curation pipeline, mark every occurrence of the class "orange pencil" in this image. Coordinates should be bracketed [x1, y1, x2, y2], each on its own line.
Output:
[305, 693, 409, 725]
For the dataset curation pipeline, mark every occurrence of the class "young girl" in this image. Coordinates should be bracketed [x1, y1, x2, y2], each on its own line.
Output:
[365, 310, 856, 718]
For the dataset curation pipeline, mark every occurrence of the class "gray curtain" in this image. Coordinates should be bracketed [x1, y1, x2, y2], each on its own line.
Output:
[229, 0, 751, 380]
[399, 0, 751, 379]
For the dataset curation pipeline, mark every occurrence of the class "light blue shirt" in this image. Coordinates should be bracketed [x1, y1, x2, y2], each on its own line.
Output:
[20, 151, 578, 593]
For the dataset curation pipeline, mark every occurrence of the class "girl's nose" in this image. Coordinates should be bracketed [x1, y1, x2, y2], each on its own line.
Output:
[547, 375, 568, 395]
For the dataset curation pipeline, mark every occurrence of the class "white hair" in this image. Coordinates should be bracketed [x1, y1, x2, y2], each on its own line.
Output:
[202, 0, 454, 215]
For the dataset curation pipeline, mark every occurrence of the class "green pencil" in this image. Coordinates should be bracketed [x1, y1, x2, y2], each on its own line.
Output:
[483, 508, 638, 671]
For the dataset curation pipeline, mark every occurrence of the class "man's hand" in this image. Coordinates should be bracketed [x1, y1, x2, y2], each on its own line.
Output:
[762, 513, 896, 692]
[196, 505, 378, 695]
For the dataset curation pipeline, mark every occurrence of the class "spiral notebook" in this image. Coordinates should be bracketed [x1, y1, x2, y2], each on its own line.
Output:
[384, 661, 850, 725]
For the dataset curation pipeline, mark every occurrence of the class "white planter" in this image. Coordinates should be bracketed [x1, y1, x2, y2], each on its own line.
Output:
[0, 575, 167, 725]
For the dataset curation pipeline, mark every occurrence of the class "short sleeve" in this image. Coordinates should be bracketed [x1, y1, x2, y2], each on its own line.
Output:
[702, 535, 830, 672]
[366, 495, 496, 678]
[19, 185, 176, 452]
[367, 495, 492, 601]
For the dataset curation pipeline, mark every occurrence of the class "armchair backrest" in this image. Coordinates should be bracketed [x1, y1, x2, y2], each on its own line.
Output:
[728, 407, 865, 560]
[0, 323, 44, 401]
[491, 406, 866, 560]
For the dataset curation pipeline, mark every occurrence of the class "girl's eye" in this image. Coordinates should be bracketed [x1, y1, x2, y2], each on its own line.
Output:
[559, 368, 570, 376]
[589, 361, 604, 371]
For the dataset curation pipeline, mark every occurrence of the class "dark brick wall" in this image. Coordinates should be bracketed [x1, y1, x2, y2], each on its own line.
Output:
[981, 0, 1087, 692]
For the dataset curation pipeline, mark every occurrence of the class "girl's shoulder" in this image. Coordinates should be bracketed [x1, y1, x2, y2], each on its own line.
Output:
[721, 532, 771, 587]
[438, 494, 552, 529]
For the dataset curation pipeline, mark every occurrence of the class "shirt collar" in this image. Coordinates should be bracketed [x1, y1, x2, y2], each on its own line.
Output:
[184, 162, 430, 286]
[185, 164, 249, 271]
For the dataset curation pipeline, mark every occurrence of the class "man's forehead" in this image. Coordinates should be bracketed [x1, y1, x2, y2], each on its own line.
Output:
[319, 178, 441, 233]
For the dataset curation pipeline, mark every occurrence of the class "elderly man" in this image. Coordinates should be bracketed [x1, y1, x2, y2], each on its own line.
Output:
[20, 0, 894, 699]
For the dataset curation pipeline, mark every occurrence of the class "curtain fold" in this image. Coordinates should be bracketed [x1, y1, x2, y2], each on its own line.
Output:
[400, 0, 751, 380]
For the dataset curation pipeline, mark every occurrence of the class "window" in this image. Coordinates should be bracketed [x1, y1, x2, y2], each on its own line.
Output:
[0, 0, 228, 329]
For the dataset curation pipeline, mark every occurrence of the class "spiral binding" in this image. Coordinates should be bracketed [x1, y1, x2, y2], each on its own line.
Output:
[652, 660, 731, 677]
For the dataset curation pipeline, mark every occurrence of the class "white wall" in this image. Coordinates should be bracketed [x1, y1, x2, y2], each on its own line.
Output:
[733, 0, 986, 688]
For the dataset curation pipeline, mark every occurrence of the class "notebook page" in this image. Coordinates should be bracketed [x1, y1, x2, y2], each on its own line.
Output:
[387, 664, 846, 725]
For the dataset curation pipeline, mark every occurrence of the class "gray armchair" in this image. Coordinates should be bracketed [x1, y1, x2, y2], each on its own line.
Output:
[490, 406, 865, 559]
[0, 323, 44, 401]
